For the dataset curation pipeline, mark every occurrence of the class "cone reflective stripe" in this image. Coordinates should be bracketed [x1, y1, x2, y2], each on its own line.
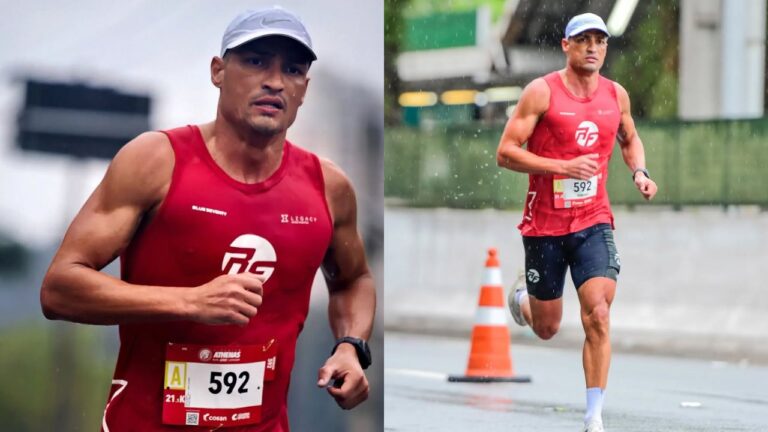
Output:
[448, 248, 531, 383]
[467, 266, 511, 377]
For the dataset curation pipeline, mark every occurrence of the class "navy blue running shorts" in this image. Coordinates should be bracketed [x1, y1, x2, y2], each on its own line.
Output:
[522, 223, 620, 301]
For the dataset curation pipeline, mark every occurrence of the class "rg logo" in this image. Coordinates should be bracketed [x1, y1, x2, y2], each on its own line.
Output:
[575, 121, 599, 147]
[221, 234, 277, 281]
[527, 269, 541, 284]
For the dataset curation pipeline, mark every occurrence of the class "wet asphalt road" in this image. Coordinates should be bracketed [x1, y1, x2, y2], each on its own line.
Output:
[385, 333, 768, 432]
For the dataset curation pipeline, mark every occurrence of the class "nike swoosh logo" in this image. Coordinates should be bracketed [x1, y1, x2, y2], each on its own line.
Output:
[262, 18, 291, 26]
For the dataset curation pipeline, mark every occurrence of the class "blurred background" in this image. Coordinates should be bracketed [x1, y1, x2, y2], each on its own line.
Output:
[0, 1, 382, 431]
[385, 0, 768, 430]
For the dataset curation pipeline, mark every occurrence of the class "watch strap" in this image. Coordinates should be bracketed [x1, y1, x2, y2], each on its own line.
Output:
[632, 168, 650, 180]
[332, 337, 371, 369]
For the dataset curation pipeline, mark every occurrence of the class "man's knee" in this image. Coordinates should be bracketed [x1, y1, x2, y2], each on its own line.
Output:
[533, 322, 560, 340]
[584, 303, 610, 338]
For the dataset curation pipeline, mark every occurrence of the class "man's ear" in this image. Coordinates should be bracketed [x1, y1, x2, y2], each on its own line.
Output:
[211, 56, 225, 88]
[300, 77, 310, 105]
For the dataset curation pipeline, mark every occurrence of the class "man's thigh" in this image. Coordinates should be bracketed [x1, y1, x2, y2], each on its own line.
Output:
[569, 223, 621, 291]
[523, 234, 569, 301]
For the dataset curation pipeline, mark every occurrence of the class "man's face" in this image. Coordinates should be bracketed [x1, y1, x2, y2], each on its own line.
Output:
[213, 36, 312, 136]
[562, 30, 608, 73]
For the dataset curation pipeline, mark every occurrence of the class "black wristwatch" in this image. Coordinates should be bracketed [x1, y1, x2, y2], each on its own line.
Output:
[332, 337, 372, 369]
[632, 168, 650, 180]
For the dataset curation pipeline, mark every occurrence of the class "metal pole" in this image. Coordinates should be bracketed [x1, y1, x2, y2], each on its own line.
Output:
[51, 157, 86, 431]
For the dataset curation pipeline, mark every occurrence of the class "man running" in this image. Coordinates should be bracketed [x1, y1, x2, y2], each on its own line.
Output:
[496, 12, 657, 432]
[40, 6, 375, 431]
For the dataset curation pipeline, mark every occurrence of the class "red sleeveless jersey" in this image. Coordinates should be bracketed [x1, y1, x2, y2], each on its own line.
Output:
[103, 125, 333, 431]
[518, 71, 621, 236]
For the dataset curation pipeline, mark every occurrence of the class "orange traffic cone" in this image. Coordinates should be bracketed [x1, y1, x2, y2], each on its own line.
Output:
[448, 248, 531, 383]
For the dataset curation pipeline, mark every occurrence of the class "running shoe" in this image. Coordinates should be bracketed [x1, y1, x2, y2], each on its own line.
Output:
[583, 418, 604, 432]
[507, 271, 528, 326]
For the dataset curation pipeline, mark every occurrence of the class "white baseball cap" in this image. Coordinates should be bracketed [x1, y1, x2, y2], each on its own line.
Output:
[220, 6, 316, 60]
[564, 13, 610, 39]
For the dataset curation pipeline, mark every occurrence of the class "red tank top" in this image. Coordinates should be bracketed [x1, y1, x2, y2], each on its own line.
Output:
[518, 71, 621, 236]
[103, 125, 333, 431]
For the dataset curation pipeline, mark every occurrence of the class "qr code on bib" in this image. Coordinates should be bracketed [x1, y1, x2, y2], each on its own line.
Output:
[185, 411, 199, 425]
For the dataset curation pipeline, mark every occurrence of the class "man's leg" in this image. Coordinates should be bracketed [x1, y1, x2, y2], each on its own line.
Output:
[569, 224, 620, 431]
[577, 277, 616, 429]
[512, 234, 568, 339]
[519, 295, 563, 340]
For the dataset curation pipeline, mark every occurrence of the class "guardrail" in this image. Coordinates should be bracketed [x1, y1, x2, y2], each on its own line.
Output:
[385, 118, 768, 208]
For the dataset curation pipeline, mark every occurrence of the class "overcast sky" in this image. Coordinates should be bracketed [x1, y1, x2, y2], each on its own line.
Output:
[0, 0, 383, 247]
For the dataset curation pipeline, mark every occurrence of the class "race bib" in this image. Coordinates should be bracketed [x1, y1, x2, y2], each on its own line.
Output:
[553, 175, 598, 208]
[162, 341, 277, 427]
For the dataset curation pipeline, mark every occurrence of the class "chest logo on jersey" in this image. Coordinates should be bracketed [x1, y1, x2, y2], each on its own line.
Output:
[191, 205, 228, 217]
[575, 121, 599, 147]
[221, 234, 277, 281]
[280, 213, 319, 225]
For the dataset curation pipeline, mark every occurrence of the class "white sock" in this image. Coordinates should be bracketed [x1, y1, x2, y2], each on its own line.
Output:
[515, 288, 528, 306]
[584, 387, 604, 424]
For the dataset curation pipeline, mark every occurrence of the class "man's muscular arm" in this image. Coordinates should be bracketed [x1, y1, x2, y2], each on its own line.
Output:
[40, 131, 263, 326]
[614, 83, 658, 200]
[316, 159, 375, 410]
[496, 77, 599, 180]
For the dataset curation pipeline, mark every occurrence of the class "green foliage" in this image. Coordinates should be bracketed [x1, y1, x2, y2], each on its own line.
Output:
[403, 10, 478, 51]
[385, 0, 410, 125]
[386, 118, 768, 208]
[386, 126, 527, 208]
[608, 0, 680, 119]
[402, 0, 508, 21]
[0, 324, 115, 431]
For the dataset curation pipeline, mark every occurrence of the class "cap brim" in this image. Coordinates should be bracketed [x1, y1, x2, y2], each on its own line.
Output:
[567, 24, 610, 38]
[222, 29, 317, 60]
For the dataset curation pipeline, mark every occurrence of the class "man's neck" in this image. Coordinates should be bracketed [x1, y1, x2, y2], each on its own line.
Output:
[561, 68, 600, 98]
[200, 118, 286, 184]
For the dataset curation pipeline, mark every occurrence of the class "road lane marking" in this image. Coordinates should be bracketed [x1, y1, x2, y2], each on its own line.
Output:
[386, 368, 448, 381]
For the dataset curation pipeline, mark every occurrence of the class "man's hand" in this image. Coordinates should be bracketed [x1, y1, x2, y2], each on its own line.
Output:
[317, 343, 369, 409]
[561, 153, 599, 180]
[633, 172, 658, 200]
[186, 273, 264, 326]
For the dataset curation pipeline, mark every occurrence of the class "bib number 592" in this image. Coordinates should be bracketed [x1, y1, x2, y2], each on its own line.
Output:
[209, 371, 250, 394]
[572, 180, 593, 193]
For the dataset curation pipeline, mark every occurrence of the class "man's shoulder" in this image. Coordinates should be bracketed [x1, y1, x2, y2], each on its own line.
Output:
[105, 132, 174, 205]
[596, 74, 623, 90]
[524, 74, 555, 99]
[280, 140, 353, 198]
[601, 78, 629, 104]
[515, 76, 552, 115]
[318, 158, 350, 188]
[317, 157, 356, 226]
[113, 131, 174, 171]
[530, 74, 553, 89]
[318, 157, 355, 202]
[285, 139, 318, 159]
[120, 131, 172, 154]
